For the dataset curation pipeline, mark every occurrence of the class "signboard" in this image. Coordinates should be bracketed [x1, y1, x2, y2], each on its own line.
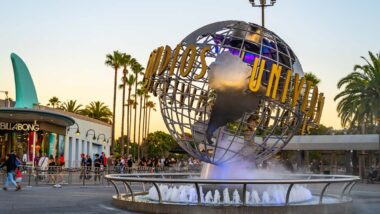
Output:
[0, 121, 40, 132]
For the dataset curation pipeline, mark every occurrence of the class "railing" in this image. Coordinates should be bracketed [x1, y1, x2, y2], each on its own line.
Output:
[0, 165, 202, 187]
[105, 173, 360, 206]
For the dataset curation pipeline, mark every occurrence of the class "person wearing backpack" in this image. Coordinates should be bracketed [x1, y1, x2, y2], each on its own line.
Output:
[0, 153, 20, 191]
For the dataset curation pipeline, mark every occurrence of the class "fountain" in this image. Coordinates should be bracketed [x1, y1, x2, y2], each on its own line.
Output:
[106, 4, 359, 213]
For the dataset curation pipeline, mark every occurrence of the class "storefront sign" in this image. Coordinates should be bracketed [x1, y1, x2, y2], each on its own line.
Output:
[0, 121, 40, 132]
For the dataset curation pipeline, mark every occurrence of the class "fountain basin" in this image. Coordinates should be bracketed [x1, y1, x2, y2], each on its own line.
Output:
[105, 173, 359, 214]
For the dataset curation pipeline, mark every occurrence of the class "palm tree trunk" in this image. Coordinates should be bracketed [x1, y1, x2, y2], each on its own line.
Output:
[147, 108, 151, 136]
[111, 68, 118, 153]
[120, 75, 126, 155]
[129, 98, 133, 156]
[144, 101, 149, 139]
[126, 87, 132, 157]
[137, 95, 143, 161]
[142, 96, 147, 157]
[133, 80, 138, 160]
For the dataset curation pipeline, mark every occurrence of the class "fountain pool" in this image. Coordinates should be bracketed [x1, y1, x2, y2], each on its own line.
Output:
[106, 172, 359, 214]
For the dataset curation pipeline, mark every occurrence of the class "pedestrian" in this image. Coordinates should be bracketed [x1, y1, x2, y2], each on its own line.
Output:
[119, 156, 125, 173]
[15, 166, 22, 190]
[100, 152, 107, 167]
[34, 153, 40, 167]
[80, 153, 87, 180]
[164, 158, 170, 167]
[48, 156, 56, 183]
[59, 154, 65, 168]
[22, 153, 27, 165]
[38, 153, 48, 180]
[0, 153, 20, 191]
[94, 154, 101, 182]
[127, 155, 133, 167]
[86, 154, 92, 179]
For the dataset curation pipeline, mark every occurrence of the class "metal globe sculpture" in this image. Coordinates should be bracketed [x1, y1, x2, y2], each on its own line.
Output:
[144, 21, 324, 165]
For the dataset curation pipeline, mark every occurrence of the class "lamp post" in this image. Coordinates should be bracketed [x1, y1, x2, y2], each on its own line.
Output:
[85, 129, 97, 141]
[248, 0, 277, 27]
[67, 122, 81, 136]
[0, 90, 10, 107]
[97, 134, 107, 150]
[97, 134, 107, 143]
[105, 137, 112, 156]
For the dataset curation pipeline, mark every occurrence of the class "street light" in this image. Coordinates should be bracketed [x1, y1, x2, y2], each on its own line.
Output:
[97, 133, 107, 144]
[248, 0, 277, 27]
[0, 90, 10, 107]
[86, 129, 96, 141]
[67, 122, 80, 136]
[106, 137, 112, 144]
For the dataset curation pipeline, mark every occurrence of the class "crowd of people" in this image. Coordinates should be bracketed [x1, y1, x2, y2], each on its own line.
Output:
[79, 152, 107, 182]
[0, 151, 204, 191]
[112, 155, 201, 173]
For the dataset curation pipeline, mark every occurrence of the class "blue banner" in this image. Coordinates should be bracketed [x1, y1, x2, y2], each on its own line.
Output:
[49, 133, 57, 158]
[58, 135, 65, 155]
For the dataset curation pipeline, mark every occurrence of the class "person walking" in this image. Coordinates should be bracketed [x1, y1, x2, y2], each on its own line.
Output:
[94, 154, 101, 182]
[100, 152, 107, 167]
[86, 154, 92, 179]
[48, 156, 56, 183]
[38, 153, 48, 180]
[0, 153, 20, 191]
[80, 153, 87, 180]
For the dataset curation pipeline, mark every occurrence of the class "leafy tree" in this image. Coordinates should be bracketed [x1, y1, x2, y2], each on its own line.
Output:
[309, 124, 334, 135]
[82, 101, 113, 123]
[142, 131, 177, 158]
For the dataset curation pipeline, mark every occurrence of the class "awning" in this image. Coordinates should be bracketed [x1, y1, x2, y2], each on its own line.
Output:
[0, 108, 75, 135]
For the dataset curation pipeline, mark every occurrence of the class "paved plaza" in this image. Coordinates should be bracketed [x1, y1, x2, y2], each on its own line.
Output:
[0, 183, 378, 214]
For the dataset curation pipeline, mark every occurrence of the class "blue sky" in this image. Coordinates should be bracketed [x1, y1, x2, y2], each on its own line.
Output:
[0, 0, 379, 134]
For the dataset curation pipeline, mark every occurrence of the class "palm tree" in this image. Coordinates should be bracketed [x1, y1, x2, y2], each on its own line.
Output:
[141, 93, 150, 157]
[304, 72, 321, 86]
[118, 53, 133, 155]
[61, 100, 83, 114]
[131, 62, 144, 159]
[125, 74, 136, 156]
[48, 96, 61, 108]
[145, 100, 157, 136]
[334, 51, 380, 158]
[105, 51, 122, 152]
[82, 101, 113, 123]
[136, 88, 146, 161]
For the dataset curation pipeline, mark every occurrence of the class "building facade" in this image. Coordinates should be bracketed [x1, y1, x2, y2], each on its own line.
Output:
[0, 53, 111, 168]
